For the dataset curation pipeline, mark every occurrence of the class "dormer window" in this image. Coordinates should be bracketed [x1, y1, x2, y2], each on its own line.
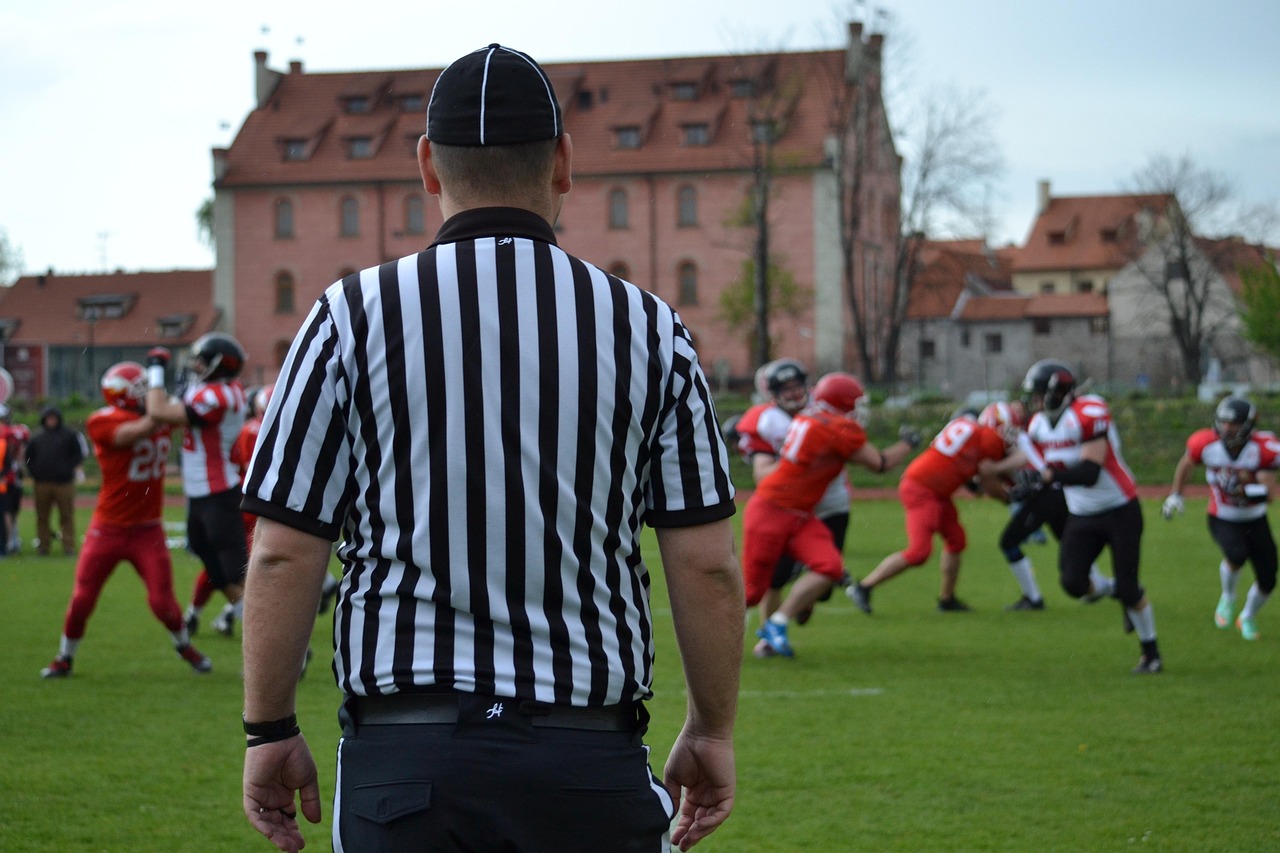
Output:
[671, 82, 698, 101]
[682, 124, 710, 146]
[284, 139, 308, 161]
[399, 94, 424, 112]
[1100, 228, 1118, 243]
[1048, 231, 1066, 245]
[616, 126, 641, 149]
[731, 79, 757, 98]
[77, 294, 135, 321]
[576, 90, 594, 110]
[344, 96, 371, 114]
[156, 313, 196, 339]
[349, 137, 374, 159]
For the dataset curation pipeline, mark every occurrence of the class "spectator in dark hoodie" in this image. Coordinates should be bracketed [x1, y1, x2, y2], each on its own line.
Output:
[26, 407, 88, 556]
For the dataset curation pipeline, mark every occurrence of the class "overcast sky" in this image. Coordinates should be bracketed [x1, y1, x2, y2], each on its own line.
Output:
[2, 0, 1277, 277]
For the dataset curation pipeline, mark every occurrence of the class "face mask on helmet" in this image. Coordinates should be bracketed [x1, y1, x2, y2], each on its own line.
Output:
[1214, 397, 1256, 454]
[102, 362, 147, 412]
[187, 333, 246, 383]
[1023, 360, 1076, 418]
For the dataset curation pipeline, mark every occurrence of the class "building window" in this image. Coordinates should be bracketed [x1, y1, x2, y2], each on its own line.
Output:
[671, 82, 698, 101]
[960, 329, 971, 347]
[608, 188, 629, 229]
[344, 96, 371, 114]
[919, 339, 936, 359]
[1100, 228, 1118, 243]
[677, 185, 698, 227]
[731, 79, 756, 98]
[274, 199, 295, 239]
[283, 139, 308, 161]
[399, 94, 424, 112]
[1040, 282, 1055, 294]
[1078, 279, 1094, 293]
[678, 262, 698, 306]
[1048, 231, 1066, 245]
[751, 120, 776, 144]
[984, 333, 1003, 354]
[274, 271, 296, 314]
[615, 126, 641, 149]
[275, 340, 291, 368]
[682, 124, 710, 146]
[1033, 318, 1051, 335]
[1091, 316, 1110, 335]
[349, 137, 373, 159]
[340, 196, 360, 237]
[404, 195, 425, 235]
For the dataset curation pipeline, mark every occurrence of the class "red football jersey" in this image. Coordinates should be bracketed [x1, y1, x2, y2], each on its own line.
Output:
[754, 408, 866, 512]
[231, 415, 263, 477]
[904, 417, 1006, 497]
[87, 406, 173, 528]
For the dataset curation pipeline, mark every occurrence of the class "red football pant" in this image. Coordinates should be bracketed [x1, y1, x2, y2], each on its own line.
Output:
[61, 522, 182, 639]
[899, 477, 966, 566]
[741, 496, 845, 606]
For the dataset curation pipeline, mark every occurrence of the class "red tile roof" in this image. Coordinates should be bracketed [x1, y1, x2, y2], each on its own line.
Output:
[957, 291, 1108, 322]
[217, 50, 849, 188]
[0, 269, 218, 346]
[906, 239, 1014, 319]
[1015, 193, 1173, 273]
[1197, 237, 1276, 295]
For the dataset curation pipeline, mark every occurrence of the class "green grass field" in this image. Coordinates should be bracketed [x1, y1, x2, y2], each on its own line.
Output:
[3, 497, 1279, 851]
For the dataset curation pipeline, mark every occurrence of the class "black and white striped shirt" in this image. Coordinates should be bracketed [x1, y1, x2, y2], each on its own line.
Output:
[243, 207, 736, 705]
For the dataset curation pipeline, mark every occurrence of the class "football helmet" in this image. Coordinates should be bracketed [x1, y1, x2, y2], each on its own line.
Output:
[1022, 359, 1077, 418]
[101, 362, 147, 412]
[812, 372, 866, 416]
[761, 358, 809, 414]
[254, 383, 275, 417]
[188, 332, 246, 382]
[1214, 396, 1256, 454]
[979, 400, 1027, 445]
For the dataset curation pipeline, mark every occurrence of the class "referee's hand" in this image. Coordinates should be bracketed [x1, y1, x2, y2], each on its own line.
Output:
[664, 728, 736, 851]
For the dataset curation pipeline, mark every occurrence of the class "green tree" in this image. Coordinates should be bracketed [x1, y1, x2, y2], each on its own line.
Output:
[719, 257, 810, 360]
[196, 197, 214, 249]
[0, 227, 23, 285]
[1239, 256, 1280, 364]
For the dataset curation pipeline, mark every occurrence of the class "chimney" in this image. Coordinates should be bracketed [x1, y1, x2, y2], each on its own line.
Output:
[1037, 180, 1051, 215]
[846, 21, 865, 80]
[289, 60, 303, 75]
[254, 50, 284, 108]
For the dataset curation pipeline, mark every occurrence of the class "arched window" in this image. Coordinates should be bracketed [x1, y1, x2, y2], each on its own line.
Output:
[340, 196, 360, 237]
[274, 198, 294, 239]
[274, 340, 291, 368]
[608, 188, 629, 229]
[678, 261, 698, 306]
[404, 194, 425, 235]
[274, 271, 295, 314]
[607, 262, 631, 281]
[677, 185, 698, 227]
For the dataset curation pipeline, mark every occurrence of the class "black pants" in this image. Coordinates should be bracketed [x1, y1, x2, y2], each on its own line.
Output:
[1209, 515, 1278, 593]
[1060, 499, 1144, 606]
[999, 486, 1070, 560]
[186, 489, 248, 588]
[335, 695, 673, 852]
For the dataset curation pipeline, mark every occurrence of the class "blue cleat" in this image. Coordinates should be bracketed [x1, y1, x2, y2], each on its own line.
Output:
[757, 621, 794, 657]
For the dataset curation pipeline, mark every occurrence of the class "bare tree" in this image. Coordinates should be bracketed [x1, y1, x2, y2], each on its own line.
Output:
[1123, 154, 1277, 384]
[0, 228, 22, 286]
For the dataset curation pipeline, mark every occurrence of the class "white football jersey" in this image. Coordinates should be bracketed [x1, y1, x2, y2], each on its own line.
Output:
[1025, 394, 1136, 516]
[1186, 428, 1280, 521]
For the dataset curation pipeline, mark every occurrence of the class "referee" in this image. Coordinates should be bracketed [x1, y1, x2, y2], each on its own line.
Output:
[240, 44, 744, 853]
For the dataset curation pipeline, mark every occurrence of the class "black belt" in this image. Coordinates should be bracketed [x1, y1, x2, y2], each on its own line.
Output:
[353, 693, 641, 732]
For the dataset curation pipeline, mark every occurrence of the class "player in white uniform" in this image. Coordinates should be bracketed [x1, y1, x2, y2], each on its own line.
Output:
[1007, 360, 1163, 674]
[1162, 396, 1279, 640]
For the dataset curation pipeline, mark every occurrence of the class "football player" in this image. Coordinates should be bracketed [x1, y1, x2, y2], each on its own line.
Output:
[0, 404, 29, 554]
[40, 363, 212, 677]
[1005, 359, 1162, 674]
[1162, 396, 1279, 640]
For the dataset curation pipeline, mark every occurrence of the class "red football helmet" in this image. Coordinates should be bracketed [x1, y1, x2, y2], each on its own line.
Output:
[979, 400, 1027, 444]
[811, 372, 866, 416]
[102, 362, 147, 412]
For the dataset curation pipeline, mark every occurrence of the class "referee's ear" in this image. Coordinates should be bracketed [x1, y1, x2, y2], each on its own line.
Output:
[418, 135, 442, 196]
[552, 132, 573, 196]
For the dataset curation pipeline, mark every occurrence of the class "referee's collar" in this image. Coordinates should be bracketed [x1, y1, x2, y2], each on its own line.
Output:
[431, 207, 559, 248]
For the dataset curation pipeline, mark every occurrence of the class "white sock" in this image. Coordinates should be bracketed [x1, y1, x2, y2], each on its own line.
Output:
[1126, 603, 1157, 642]
[1220, 561, 1239, 598]
[1008, 557, 1041, 600]
[769, 612, 790, 627]
[170, 628, 190, 647]
[186, 603, 203, 618]
[59, 636, 81, 659]
[1089, 565, 1114, 597]
[1241, 584, 1270, 620]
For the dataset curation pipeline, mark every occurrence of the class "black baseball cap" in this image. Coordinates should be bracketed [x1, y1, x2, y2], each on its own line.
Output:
[427, 44, 562, 146]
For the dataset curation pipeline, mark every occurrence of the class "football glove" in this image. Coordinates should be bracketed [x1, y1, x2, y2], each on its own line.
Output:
[898, 425, 922, 449]
[1008, 468, 1044, 503]
[1161, 493, 1184, 520]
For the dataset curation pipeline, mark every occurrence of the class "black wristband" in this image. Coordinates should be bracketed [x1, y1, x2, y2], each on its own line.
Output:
[243, 713, 300, 746]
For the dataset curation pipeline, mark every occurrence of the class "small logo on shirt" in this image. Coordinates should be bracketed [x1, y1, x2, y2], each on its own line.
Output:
[497, 237, 513, 246]
[486, 702, 504, 719]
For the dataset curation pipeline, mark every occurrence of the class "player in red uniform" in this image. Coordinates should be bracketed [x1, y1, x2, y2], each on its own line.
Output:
[0, 404, 28, 554]
[1162, 396, 1280, 640]
[40, 363, 212, 678]
[745, 373, 917, 656]
[849, 408, 1022, 614]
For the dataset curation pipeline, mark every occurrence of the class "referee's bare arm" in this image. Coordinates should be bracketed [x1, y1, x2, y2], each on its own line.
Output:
[657, 518, 744, 851]
[242, 518, 329, 851]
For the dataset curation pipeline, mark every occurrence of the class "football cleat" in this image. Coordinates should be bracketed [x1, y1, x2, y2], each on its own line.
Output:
[751, 638, 777, 658]
[184, 610, 200, 638]
[1131, 655, 1163, 675]
[1082, 580, 1114, 604]
[178, 644, 213, 673]
[41, 656, 73, 679]
[846, 582, 873, 614]
[1236, 615, 1260, 642]
[212, 610, 235, 638]
[1005, 595, 1045, 611]
[1214, 595, 1234, 629]
[937, 597, 972, 613]
[758, 621, 794, 658]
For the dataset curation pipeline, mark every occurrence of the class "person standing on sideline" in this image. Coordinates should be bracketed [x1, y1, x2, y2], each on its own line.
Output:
[39, 362, 211, 678]
[239, 44, 743, 853]
[735, 358, 854, 655]
[1162, 396, 1279, 641]
[848, 408, 1019, 615]
[25, 406, 88, 556]
[1009, 359, 1163, 674]
[1, 404, 31, 554]
[145, 333, 250, 638]
[747, 372, 919, 657]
